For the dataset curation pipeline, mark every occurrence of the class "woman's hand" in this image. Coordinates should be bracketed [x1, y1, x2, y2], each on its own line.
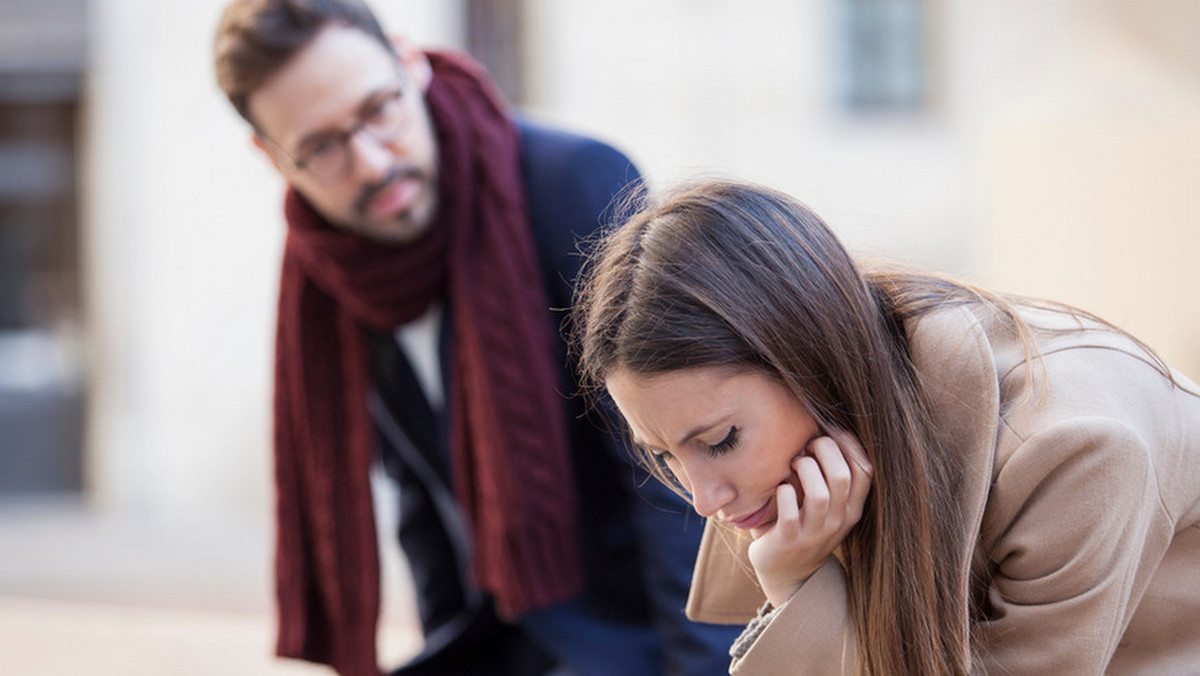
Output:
[747, 428, 873, 607]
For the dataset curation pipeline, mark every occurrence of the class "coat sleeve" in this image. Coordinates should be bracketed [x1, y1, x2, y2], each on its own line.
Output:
[723, 419, 1173, 675]
[974, 416, 1173, 674]
[728, 558, 858, 675]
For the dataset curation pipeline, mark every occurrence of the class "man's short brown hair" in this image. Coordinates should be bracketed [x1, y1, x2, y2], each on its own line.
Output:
[213, 0, 394, 125]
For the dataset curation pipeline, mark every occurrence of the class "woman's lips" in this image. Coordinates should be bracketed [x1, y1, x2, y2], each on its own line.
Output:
[728, 502, 770, 530]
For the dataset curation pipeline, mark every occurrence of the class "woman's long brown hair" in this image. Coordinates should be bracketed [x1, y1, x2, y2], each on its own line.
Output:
[573, 179, 988, 674]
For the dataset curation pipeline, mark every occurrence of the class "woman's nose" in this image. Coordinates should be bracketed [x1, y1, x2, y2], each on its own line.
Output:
[685, 466, 734, 518]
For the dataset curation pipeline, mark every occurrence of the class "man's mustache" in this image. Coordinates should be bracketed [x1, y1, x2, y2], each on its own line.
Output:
[354, 166, 426, 216]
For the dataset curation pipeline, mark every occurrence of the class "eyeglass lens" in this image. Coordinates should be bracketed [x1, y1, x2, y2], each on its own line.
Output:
[303, 89, 408, 180]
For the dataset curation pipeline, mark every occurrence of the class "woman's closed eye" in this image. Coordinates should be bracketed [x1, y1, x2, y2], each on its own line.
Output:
[708, 426, 740, 456]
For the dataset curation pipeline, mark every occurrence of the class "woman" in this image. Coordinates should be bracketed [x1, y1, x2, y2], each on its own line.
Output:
[572, 179, 1200, 674]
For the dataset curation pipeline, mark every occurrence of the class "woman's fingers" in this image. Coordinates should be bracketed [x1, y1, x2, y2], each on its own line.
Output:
[792, 454, 829, 530]
[747, 430, 874, 607]
[808, 436, 852, 500]
[802, 431, 872, 534]
[826, 428, 873, 521]
[774, 481, 800, 530]
[750, 479, 817, 606]
[828, 427, 872, 476]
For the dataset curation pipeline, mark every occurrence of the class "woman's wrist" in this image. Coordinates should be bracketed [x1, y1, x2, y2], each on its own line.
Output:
[761, 562, 819, 607]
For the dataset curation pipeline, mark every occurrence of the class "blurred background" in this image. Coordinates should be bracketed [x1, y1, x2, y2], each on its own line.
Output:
[0, 0, 1196, 673]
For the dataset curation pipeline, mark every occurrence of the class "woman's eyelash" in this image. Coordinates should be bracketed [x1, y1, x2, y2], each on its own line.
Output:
[709, 426, 739, 456]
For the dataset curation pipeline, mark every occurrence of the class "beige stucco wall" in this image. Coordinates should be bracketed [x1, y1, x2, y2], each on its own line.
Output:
[982, 24, 1200, 379]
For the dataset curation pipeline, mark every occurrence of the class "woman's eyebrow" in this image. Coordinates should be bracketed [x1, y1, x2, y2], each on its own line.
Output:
[631, 419, 725, 452]
[674, 421, 725, 448]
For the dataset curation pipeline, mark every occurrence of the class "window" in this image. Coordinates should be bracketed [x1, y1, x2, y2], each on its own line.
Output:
[0, 0, 87, 494]
[836, 0, 927, 112]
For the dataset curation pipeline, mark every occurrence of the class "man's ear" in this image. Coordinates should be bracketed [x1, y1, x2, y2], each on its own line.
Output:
[252, 134, 285, 172]
[391, 34, 432, 92]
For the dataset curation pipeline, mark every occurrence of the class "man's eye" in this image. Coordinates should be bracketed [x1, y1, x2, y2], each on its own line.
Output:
[365, 100, 390, 122]
[304, 138, 339, 160]
[365, 93, 399, 123]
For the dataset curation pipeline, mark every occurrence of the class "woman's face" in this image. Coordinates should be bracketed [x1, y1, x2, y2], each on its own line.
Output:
[606, 366, 822, 537]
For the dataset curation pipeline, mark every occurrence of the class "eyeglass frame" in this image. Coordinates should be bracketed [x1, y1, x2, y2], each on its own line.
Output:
[254, 71, 415, 184]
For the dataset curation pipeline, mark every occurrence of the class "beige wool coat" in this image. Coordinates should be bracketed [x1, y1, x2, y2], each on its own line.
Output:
[686, 305, 1200, 674]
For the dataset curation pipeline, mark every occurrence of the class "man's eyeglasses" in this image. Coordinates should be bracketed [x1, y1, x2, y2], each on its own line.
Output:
[257, 84, 411, 183]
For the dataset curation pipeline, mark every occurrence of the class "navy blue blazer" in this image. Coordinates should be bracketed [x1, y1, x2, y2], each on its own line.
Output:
[369, 119, 738, 675]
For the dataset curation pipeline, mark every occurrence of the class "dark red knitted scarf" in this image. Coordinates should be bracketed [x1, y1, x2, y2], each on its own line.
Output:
[273, 51, 581, 675]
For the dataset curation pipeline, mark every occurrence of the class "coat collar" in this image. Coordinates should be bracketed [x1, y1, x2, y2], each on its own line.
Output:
[686, 306, 1001, 623]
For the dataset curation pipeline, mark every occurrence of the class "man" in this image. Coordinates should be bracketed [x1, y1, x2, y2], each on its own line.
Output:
[213, 1, 738, 674]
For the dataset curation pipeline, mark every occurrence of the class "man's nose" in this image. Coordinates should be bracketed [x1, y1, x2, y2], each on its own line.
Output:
[348, 130, 395, 181]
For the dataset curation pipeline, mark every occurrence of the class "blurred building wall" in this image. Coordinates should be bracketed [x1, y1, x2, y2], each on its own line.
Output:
[523, 0, 972, 270]
[523, 0, 1199, 376]
[981, 4, 1200, 381]
[80, 0, 1197, 523]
